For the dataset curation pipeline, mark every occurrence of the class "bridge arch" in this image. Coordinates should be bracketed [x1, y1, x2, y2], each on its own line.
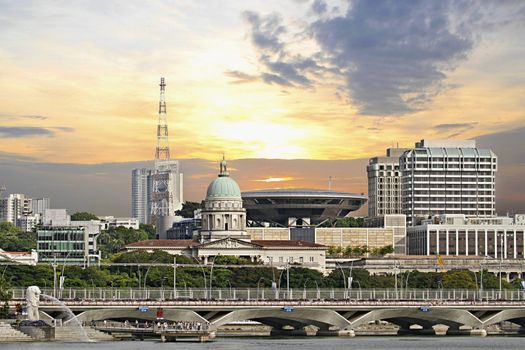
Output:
[72, 308, 207, 325]
[348, 308, 482, 329]
[481, 309, 525, 328]
[211, 308, 351, 330]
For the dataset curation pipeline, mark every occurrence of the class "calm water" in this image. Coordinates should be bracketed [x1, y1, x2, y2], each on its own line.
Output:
[1, 337, 524, 350]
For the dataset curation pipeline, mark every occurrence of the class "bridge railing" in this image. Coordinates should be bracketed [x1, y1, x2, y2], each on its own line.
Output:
[11, 287, 525, 302]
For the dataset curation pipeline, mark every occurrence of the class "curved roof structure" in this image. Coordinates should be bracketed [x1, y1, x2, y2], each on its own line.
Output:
[242, 189, 367, 226]
[206, 175, 242, 199]
[206, 158, 242, 199]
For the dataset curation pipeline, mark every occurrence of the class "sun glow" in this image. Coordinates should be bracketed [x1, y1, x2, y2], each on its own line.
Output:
[209, 120, 311, 159]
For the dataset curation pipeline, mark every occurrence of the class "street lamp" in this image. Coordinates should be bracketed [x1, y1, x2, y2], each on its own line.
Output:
[354, 280, 362, 300]
[209, 254, 220, 299]
[257, 277, 270, 300]
[335, 262, 347, 299]
[190, 256, 207, 298]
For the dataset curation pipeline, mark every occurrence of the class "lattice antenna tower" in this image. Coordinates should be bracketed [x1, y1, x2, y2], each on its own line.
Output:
[151, 77, 174, 218]
[155, 77, 170, 165]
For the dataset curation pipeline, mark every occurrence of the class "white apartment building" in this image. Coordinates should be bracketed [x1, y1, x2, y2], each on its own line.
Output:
[400, 140, 497, 226]
[407, 214, 525, 258]
[0, 193, 32, 225]
[367, 147, 409, 217]
[131, 168, 153, 224]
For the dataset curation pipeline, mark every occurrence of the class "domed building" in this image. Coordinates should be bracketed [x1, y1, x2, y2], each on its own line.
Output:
[126, 157, 328, 271]
[200, 158, 248, 242]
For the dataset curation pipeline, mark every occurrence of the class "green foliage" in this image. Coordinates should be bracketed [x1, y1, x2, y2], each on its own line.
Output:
[139, 224, 156, 239]
[70, 212, 99, 221]
[0, 251, 520, 291]
[175, 201, 202, 218]
[327, 245, 392, 258]
[0, 276, 13, 318]
[0, 222, 36, 251]
[98, 226, 149, 258]
[334, 217, 364, 227]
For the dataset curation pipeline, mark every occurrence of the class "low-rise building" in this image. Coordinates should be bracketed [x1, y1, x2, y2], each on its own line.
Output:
[36, 210, 101, 265]
[0, 249, 38, 265]
[99, 216, 140, 230]
[125, 237, 327, 271]
[407, 214, 525, 258]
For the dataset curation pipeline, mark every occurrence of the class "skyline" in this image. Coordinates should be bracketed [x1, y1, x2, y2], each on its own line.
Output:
[1, 125, 524, 217]
[0, 1, 524, 215]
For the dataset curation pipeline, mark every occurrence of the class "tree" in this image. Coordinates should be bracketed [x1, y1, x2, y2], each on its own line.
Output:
[97, 227, 149, 258]
[0, 222, 36, 251]
[71, 212, 99, 221]
[139, 224, 156, 240]
[0, 276, 13, 318]
[175, 202, 202, 218]
[333, 217, 364, 228]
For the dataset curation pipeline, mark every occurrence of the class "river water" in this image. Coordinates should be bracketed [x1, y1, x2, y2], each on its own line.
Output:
[1, 337, 524, 350]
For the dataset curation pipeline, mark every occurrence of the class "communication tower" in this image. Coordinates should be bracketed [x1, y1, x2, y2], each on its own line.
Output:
[150, 78, 183, 231]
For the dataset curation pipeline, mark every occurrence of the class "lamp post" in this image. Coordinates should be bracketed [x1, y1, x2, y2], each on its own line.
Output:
[257, 277, 270, 300]
[354, 280, 362, 300]
[173, 256, 177, 300]
[52, 256, 57, 298]
[286, 260, 290, 300]
[499, 234, 503, 299]
[393, 261, 399, 300]
[209, 254, 220, 300]
[335, 262, 347, 299]
[190, 256, 207, 298]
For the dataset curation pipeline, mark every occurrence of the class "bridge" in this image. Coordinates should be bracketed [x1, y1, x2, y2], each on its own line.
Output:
[10, 288, 525, 337]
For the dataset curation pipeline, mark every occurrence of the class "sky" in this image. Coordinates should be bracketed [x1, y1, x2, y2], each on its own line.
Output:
[0, 0, 524, 215]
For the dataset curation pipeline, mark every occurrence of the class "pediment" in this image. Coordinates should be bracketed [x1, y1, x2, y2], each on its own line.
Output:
[199, 237, 261, 249]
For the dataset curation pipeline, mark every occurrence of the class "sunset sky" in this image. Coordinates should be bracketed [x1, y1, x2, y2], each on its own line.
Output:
[1, 1, 524, 215]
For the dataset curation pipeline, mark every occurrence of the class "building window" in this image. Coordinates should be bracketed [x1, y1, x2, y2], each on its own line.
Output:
[279, 257, 283, 263]
[299, 257, 304, 263]
[309, 256, 314, 262]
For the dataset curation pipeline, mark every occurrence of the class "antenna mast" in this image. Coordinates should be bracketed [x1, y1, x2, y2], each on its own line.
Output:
[155, 77, 170, 164]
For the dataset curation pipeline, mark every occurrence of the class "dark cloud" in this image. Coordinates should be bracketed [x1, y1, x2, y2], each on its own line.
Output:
[0, 126, 55, 138]
[23, 115, 48, 120]
[434, 123, 476, 130]
[52, 127, 75, 132]
[311, 0, 474, 115]
[242, 11, 286, 54]
[0, 114, 49, 120]
[224, 70, 258, 84]
[311, 0, 327, 15]
[237, 11, 320, 88]
[0, 126, 74, 138]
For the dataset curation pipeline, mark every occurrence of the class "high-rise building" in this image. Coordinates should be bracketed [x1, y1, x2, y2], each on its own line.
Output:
[0, 193, 32, 225]
[367, 147, 408, 217]
[131, 168, 153, 224]
[31, 198, 50, 216]
[400, 140, 497, 226]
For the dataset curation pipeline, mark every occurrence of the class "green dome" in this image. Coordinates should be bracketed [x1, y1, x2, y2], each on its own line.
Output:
[206, 174, 241, 199]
